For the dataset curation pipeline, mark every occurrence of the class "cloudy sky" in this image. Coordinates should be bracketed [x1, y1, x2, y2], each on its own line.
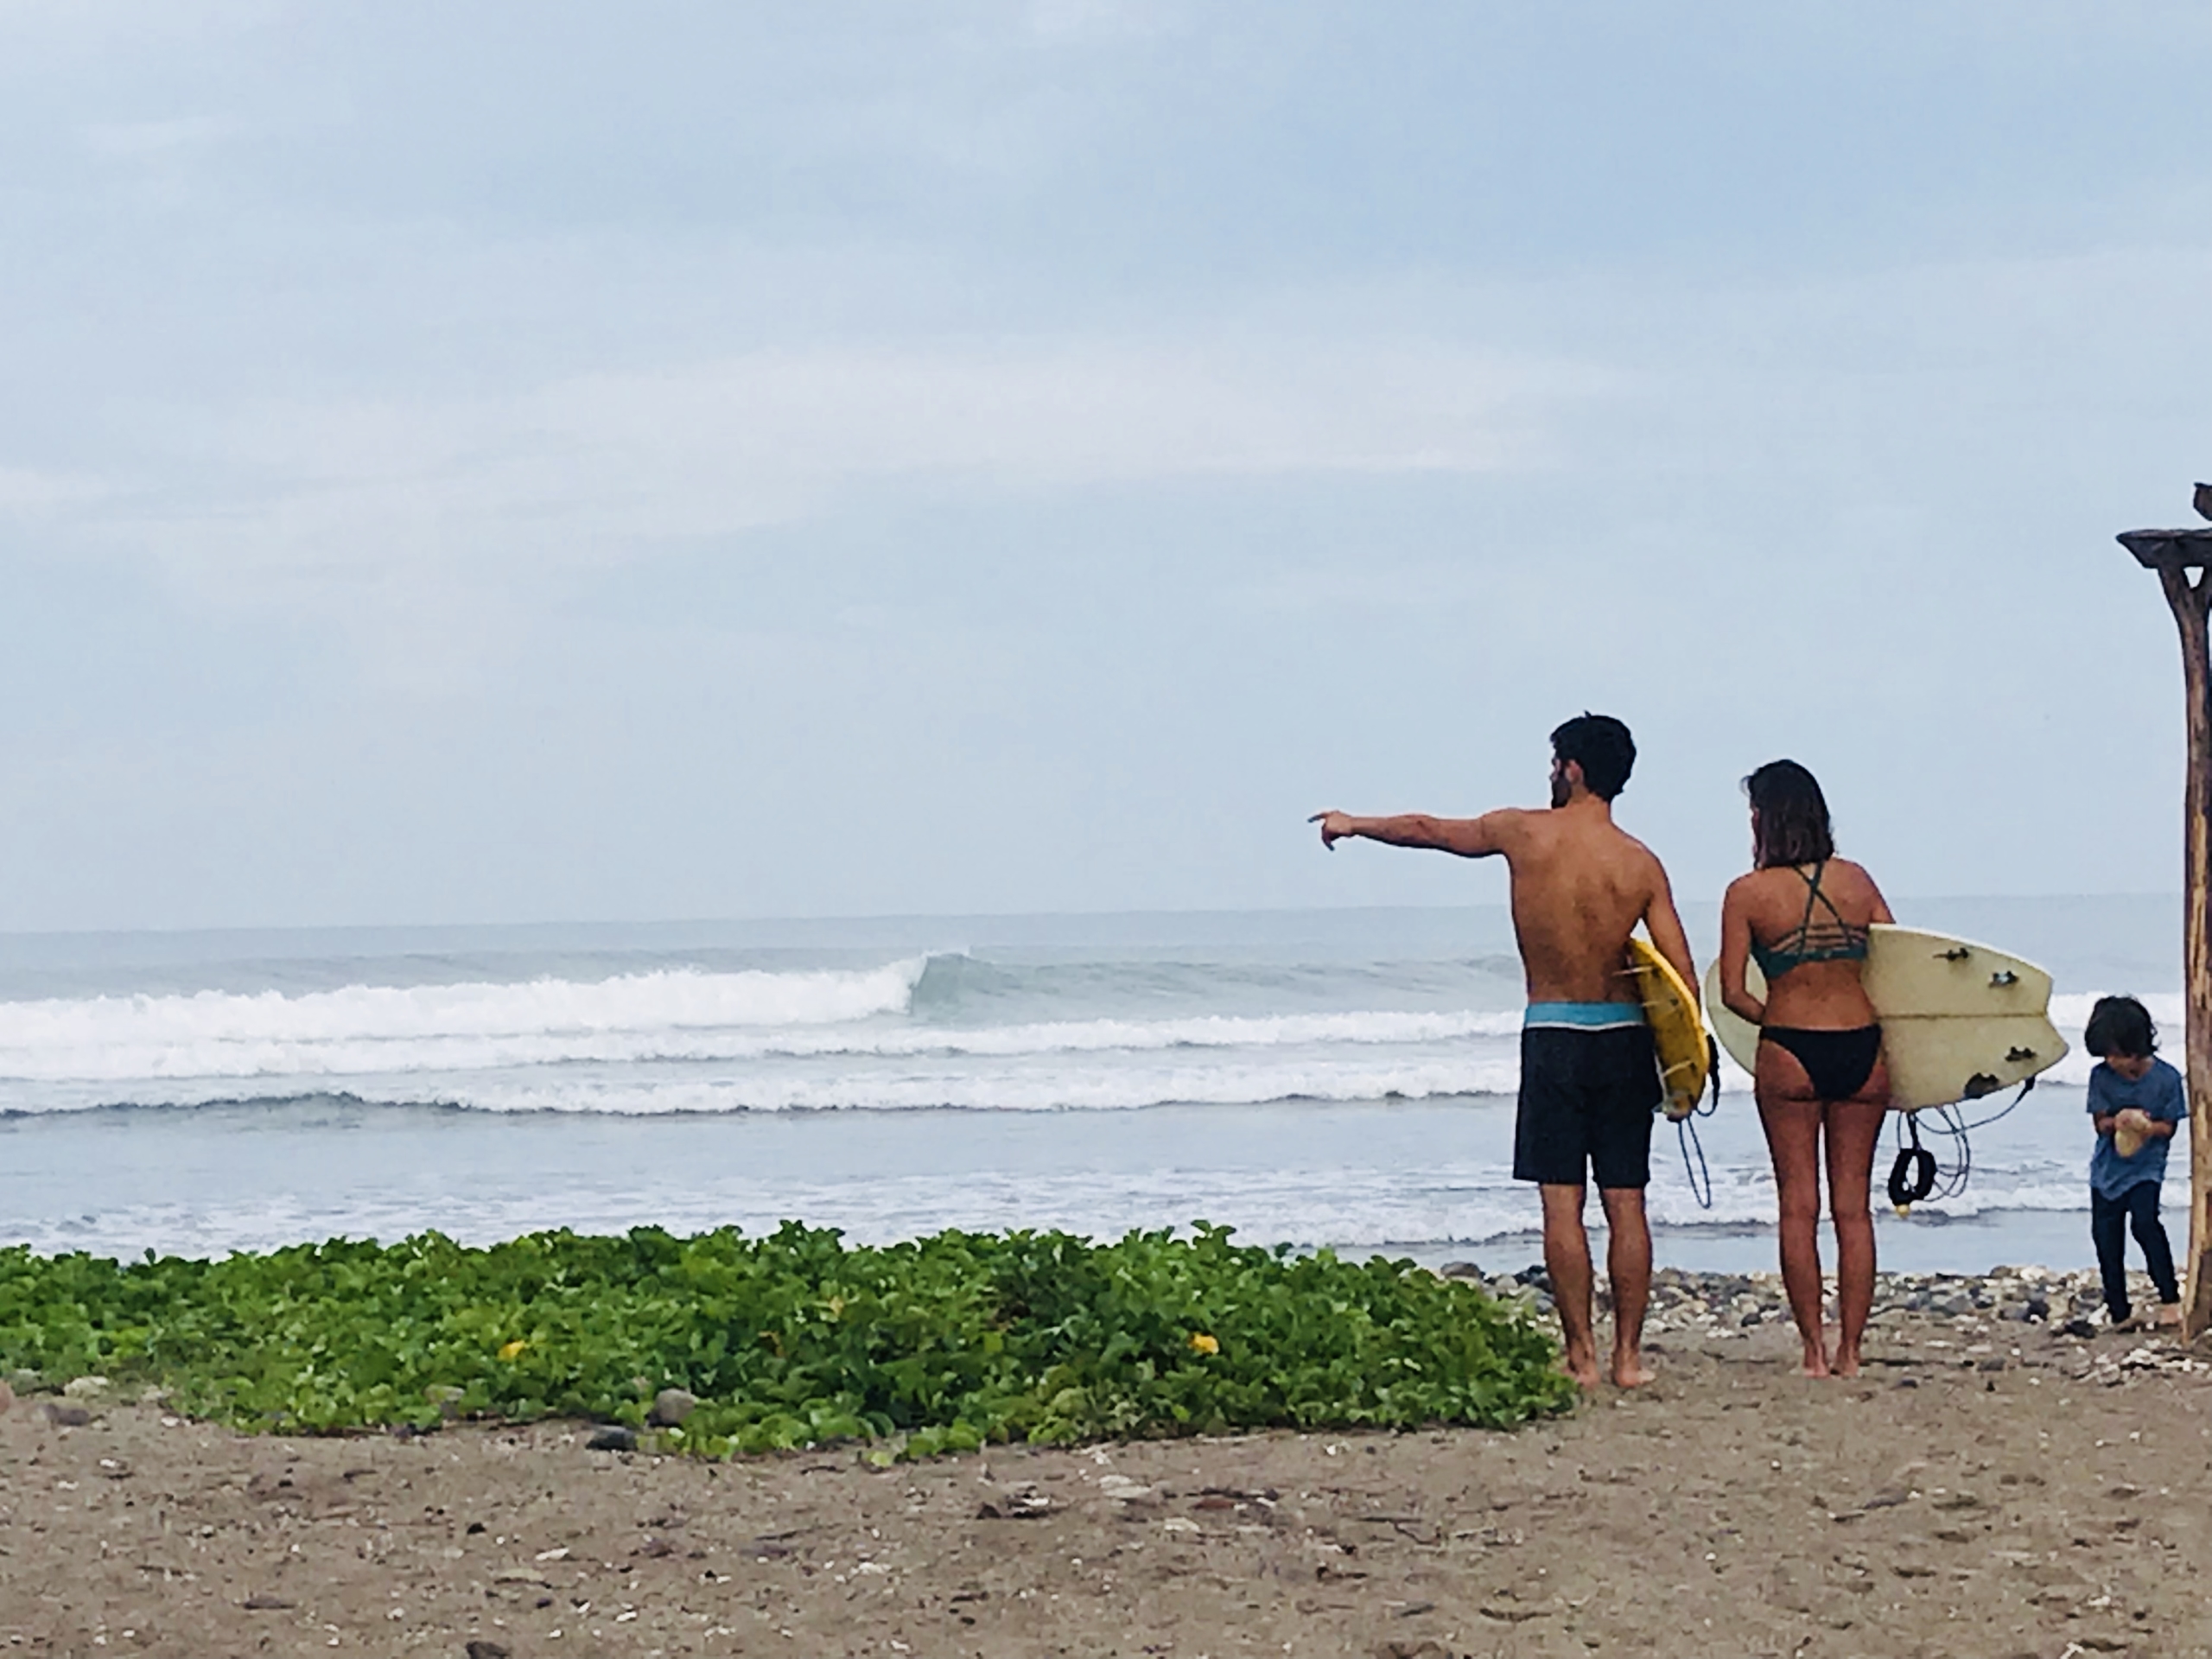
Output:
[1, 2, 2208, 930]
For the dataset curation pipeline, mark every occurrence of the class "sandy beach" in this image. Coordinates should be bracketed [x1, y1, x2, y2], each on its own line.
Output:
[3, 1268, 2208, 1659]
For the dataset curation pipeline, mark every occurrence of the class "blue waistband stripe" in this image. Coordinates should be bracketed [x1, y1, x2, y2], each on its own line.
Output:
[1524, 1001, 1647, 1031]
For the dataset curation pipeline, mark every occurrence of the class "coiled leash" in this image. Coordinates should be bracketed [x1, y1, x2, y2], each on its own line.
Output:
[1888, 1110, 1937, 1211]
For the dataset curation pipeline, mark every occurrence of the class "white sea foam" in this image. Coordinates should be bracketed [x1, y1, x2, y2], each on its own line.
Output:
[378, 1052, 1529, 1115]
[0, 959, 929, 1083]
[0, 960, 1527, 1089]
[0, 1050, 1531, 1116]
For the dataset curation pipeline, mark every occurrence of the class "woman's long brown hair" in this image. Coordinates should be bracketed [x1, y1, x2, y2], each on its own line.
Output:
[1745, 759, 1835, 869]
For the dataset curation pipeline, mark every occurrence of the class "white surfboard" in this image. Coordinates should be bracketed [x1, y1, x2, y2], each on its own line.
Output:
[1704, 925, 2067, 1111]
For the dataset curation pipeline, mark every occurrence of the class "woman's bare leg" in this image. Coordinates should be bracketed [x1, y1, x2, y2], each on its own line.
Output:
[1823, 1084, 1889, 1378]
[1757, 1051, 1831, 1376]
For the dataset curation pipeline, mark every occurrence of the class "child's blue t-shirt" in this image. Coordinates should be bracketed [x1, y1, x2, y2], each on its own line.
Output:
[2086, 1057, 2187, 1198]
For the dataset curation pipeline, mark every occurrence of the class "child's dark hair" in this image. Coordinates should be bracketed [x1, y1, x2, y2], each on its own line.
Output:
[1744, 759, 1836, 869]
[2084, 995, 2158, 1059]
[1551, 713, 1636, 801]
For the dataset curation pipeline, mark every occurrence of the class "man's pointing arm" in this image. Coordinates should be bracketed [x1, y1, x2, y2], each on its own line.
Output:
[1309, 810, 1512, 858]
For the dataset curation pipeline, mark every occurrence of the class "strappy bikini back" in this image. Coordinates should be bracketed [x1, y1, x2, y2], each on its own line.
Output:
[1751, 860, 1871, 982]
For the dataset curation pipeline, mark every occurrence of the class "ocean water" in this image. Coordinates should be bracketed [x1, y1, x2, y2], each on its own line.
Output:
[0, 899, 2187, 1272]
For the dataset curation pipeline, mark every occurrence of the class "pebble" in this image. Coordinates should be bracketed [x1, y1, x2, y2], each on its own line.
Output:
[648, 1387, 697, 1427]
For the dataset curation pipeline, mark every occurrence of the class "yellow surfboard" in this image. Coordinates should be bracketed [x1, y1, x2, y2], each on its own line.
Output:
[1624, 935, 1711, 1122]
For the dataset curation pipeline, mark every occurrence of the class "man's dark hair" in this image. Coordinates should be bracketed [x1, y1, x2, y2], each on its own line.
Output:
[1744, 759, 1836, 869]
[1550, 713, 1636, 801]
[2085, 995, 2158, 1059]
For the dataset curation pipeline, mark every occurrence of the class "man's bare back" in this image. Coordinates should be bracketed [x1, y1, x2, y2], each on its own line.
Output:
[1486, 804, 1683, 1005]
[1307, 798, 1694, 1004]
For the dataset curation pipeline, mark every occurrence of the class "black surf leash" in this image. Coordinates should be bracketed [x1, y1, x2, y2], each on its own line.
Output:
[1889, 1075, 2037, 1212]
[1888, 1110, 1937, 1210]
[1673, 1034, 1722, 1211]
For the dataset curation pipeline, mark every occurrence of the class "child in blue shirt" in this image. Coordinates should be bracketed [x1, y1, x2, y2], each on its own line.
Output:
[2082, 995, 2185, 1330]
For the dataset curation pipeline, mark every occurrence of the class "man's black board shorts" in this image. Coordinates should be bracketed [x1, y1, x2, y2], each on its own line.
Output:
[1513, 1022, 1661, 1190]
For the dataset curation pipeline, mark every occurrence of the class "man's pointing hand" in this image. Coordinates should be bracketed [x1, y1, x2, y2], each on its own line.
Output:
[1310, 810, 1355, 849]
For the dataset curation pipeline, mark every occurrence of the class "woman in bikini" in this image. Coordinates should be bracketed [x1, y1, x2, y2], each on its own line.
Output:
[1717, 760, 1894, 1378]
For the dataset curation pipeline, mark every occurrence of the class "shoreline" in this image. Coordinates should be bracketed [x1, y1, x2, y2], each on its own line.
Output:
[0, 1089, 2156, 1274]
[1411, 1202, 2135, 1279]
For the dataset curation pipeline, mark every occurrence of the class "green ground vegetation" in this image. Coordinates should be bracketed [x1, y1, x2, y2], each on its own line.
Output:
[0, 1223, 1573, 1454]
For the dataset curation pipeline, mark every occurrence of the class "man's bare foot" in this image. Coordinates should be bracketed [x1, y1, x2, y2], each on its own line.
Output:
[1611, 1351, 1653, 1388]
[1831, 1342, 1861, 1379]
[2156, 1304, 2182, 1330]
[1800, 1337, 1833, 1378]
[1558, 1349, 1602, 1390]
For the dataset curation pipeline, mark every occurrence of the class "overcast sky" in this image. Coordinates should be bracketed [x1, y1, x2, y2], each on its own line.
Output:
[1, 2, 2208, 931]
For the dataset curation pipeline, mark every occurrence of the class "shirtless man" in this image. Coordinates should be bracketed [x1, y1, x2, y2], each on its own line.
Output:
[1311, 714, 1696, 1389]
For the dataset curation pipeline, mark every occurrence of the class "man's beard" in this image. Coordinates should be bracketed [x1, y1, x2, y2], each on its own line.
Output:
[1549, 766, 1571, 808]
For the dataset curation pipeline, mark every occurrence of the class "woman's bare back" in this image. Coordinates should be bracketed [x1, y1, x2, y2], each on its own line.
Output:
[1727, 858, 1891, 1028]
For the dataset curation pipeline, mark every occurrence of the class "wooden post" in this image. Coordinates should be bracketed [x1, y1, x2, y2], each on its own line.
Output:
[2120, 512, 2212, 1342]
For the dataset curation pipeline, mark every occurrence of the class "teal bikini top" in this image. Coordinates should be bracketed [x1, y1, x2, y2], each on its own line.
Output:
[1751, 861, 1870, 981]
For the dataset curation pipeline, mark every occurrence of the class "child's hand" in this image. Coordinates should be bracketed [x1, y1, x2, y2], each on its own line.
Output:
[2116, 1107, 2153, 1135]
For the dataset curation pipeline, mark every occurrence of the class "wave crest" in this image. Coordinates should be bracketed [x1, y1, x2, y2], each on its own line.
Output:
[0, 957, 931, 1083]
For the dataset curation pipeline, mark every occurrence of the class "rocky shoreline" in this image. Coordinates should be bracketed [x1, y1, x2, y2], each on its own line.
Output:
[1443, 1260, 2209, 1381]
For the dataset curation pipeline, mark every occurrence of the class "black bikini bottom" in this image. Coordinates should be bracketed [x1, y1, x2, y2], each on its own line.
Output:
[1761, 1025, 1883, 1103]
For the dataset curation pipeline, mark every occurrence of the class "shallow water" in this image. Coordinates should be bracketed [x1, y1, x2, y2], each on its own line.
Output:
[0, 899, 2184, 1269]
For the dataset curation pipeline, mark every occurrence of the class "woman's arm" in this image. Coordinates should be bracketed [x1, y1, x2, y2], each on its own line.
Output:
[1860, 865, 1896, 925]
[1717, 878, 1765, 1027]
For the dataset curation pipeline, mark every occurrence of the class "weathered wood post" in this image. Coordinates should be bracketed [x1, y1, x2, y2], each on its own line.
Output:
[2119, 491, 2212, 1342]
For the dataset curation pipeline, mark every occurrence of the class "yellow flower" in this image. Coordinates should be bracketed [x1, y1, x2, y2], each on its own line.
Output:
[498, 1339, 528, 1361]
[1188, 1332, 1219, 1355]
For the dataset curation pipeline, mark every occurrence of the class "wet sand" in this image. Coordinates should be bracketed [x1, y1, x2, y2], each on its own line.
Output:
[2, 1274, 2209, 1659]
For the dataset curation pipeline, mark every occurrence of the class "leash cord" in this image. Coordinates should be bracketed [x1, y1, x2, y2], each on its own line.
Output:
[1677, 1114, 1714, 1211]
[1672, 1034, 1721, 1210]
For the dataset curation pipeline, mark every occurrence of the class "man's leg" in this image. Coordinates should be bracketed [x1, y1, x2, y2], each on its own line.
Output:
[1539, 1181, 1599, 1389]
[2126, 1182, 2181, 1319]
[1598, 1185, 1652, 1387]
[2090, 1190, 2130, 1325]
